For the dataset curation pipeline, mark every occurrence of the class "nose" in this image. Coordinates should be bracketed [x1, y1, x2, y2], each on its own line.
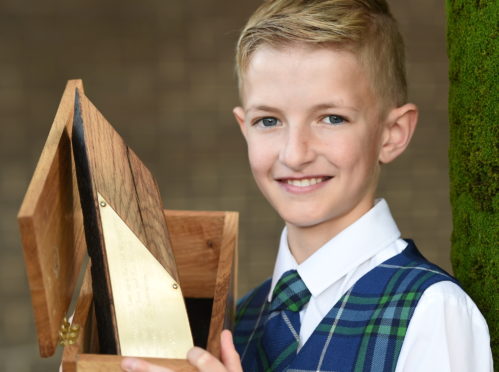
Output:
[278, 124, 316, 170]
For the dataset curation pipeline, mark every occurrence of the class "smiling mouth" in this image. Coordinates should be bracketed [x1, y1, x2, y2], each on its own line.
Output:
[277, 176, 333, 187]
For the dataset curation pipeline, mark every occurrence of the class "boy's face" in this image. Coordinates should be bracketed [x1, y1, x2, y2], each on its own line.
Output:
[234, 44, 393, 234]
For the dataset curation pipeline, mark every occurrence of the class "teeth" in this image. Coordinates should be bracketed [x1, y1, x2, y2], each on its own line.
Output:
[286, 177, 325, 187]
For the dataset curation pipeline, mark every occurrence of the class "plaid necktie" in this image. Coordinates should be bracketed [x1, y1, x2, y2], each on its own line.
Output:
[261, 269, 311, 371]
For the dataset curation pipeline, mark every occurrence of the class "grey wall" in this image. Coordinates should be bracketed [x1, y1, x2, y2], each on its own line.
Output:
[0, 0, 450, 370]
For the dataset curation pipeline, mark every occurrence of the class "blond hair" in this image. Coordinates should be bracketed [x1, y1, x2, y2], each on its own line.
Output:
[236, 0, 407, 111]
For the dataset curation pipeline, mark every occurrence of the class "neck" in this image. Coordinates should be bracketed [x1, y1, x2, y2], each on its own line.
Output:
[286, 200, 375, 264]
[286, 224, 335, 264]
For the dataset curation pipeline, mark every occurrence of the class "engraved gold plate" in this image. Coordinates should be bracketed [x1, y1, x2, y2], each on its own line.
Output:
[98, 193, 193, 358]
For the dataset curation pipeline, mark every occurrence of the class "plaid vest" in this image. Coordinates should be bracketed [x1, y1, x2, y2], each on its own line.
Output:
[234, 240, 458, 372]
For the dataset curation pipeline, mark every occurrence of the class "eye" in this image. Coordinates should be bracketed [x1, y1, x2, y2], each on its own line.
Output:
[323, 115, 346, 125]
[257, 117, 279, 127]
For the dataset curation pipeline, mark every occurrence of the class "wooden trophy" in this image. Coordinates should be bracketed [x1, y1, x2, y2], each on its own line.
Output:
[18, 80, 238, 371]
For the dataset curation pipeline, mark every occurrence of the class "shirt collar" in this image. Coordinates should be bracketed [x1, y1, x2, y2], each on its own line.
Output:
[269, 199, 401, 301]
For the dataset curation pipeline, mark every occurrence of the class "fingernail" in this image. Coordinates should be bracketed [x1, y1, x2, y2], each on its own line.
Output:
[121, 357, 137, 371]
[187, 346, 204, 360]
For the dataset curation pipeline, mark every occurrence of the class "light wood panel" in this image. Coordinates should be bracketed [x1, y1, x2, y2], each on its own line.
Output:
[165, 210, 225, 298]
[76, 355, 196, 372]
[206, 212, 238, 358]
[18, 80, 87, 357]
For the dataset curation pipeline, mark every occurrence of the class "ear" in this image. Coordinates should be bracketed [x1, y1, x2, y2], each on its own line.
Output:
[233, 106, 247, 139]
[379, 103, 418, 164]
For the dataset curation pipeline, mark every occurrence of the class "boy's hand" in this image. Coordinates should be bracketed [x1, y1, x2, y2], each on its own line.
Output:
[121, 330, 243, 372]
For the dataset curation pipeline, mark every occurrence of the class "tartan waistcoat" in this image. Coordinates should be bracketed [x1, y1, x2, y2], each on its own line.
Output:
[233, 240, 458, 372]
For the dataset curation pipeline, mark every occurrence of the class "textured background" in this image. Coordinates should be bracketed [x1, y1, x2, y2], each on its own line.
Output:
[447, 0, 497, 364]
[0, 0, 451, 370]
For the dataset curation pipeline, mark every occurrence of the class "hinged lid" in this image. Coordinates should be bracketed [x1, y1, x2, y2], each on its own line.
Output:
[18, 80, 87, 357]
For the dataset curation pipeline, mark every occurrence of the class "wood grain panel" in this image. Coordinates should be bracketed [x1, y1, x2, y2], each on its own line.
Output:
[18, 80, 87, 357]
[75, 89, 179, 278]
[206, 212, 238, 358]
[127, 148, 179, 279]
[75, 90, 146, 248]
[73, 89, 186, 354]
[165, 210, 225, 298]
[76, 354, 197, 372]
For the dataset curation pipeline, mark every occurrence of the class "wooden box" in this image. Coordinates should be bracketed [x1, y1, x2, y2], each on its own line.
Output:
[18, 80, 238, 371]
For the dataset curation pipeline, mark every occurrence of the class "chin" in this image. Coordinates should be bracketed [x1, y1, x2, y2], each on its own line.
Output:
[278, 209, 331, 229]
[278, 201, 368, 232]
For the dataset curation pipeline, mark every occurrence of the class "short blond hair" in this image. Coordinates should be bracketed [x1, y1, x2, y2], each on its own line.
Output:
[236, 0, 407, 111]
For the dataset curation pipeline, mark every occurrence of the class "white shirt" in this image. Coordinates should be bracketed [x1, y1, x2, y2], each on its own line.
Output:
[269, 199, 493, 372]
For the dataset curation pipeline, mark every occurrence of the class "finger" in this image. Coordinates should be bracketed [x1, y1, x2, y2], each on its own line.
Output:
[121, 357, 174, 372]
[220, 330, 243, 372]
[187, 347, 227, 372]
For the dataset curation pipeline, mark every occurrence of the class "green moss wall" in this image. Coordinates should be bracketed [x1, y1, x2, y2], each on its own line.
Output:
[447, 0, 498, 364]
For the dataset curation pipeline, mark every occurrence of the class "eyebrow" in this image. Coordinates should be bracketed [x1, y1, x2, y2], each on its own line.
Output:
[245, 102, 359, 114]
[310, 102, 359, 112]
[245, 105, 282, 115]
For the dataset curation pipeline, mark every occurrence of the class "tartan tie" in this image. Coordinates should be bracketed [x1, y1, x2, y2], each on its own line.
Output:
[262, 270, 311, 371]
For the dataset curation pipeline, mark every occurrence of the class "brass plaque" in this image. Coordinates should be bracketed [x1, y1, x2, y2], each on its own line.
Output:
[98, 193, 193, 358]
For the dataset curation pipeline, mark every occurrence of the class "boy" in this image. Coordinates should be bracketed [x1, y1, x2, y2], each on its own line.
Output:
[122, 0, 492, 371]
